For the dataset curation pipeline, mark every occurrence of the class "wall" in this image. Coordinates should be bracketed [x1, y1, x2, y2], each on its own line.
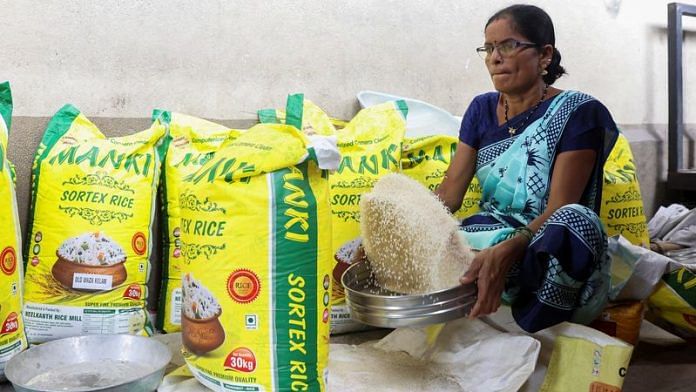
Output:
[3, 1, 696, 309]
[3, 0, 696, 123]
[5, 0, 696, 208]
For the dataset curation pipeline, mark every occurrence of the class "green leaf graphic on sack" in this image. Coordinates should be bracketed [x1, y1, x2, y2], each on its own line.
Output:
[663, 268, 696, 307]
[649, 267, 696, 332]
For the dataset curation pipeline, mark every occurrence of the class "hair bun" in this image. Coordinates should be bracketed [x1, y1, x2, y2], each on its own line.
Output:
[544, 49, 566, 85]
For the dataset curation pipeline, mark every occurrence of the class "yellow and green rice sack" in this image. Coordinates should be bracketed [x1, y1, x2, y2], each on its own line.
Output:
[409, 132, 648, 239]
[23, 104, 164, 343]
[327, 101, 407, 334]
[155, 110, 243, 333]
[600, 133, 650, 246]
[0, 81, 28, 374]
[181, 94, 332, 391]
[258, 99, 341, 135]
[261, 100, 409, 334]
[258, 99, 338, 136]
[400, 135, 481, 220]
[649, 267, 696, 334]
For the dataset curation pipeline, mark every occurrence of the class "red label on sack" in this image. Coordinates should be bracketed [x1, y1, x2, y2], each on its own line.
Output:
[224, 347, 257, 373]
[0, 247, 17, 275]
[683, 314, 696, 327]
[132, 232, 147, 256]
[123, 284, 142, 300]
[227, 270, 261, 304]
[589, 381, 621, 392]
[2, 312, 19, 334]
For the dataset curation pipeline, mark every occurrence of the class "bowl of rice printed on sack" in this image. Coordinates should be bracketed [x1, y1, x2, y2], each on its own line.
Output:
[52, 232, 127, 292]
[181, 273, 224, 355]
[332, 238, 363, 287]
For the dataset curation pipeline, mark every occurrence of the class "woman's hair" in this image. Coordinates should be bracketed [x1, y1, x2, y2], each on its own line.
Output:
[486, 4, 566, 85]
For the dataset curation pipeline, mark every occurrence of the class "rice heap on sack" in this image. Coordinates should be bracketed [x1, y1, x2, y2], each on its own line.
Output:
[181, 273, 220, 320]
[57, 232, 125, 266]
[360, 173, 474, 294]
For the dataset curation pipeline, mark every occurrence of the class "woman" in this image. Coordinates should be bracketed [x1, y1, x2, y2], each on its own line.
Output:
[437, 5, 619, 332]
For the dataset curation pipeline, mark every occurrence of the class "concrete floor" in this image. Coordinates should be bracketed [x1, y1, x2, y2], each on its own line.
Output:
[334, 332, 696, 391]
[0, 327, 693, 391]
[623, 340, 696, 392]
[330, 324, 696, 392]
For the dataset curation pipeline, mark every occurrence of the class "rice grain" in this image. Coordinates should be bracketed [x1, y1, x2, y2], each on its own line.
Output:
[360, 174, 474, 294]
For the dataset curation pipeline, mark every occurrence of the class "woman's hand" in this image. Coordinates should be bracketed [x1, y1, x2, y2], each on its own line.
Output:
[460, 235, 528, 318]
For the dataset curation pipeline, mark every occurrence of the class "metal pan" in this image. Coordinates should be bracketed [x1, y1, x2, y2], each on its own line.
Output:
[5, 334, 172, 392]
[341, 261, 477, 328]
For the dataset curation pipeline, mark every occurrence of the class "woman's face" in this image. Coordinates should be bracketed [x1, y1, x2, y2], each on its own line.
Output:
[483, 18, 546, 95]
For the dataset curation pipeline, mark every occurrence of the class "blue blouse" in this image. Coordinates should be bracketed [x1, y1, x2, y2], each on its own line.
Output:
[459, 91, 615, 155]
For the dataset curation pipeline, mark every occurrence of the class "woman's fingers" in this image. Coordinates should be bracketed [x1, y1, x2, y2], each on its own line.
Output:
[469, 271, 505, 318]
[464, 256, 486, 318]
[460, 256, 483, 284]
[469, 302, 482, 319]
[470, 297, 496, 318]
[482, 296, 501, 316]
[468, 270, 490, 318]
[463, 249, 506, 318]
[471, 294, 500, 318]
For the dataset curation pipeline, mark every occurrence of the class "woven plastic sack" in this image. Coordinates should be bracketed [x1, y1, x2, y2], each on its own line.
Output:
[23, 104, 164, 343]
[649, 267, 696, 334]
[261, 99, 408, 334]
[180, 94, 335, 391]
[328, 101, 407, 334]
[258, 99, 338, 136]
[540, 323, 633, 392]
[400, 135, 481, 220]
[600, 134, 649, 246]
[155, 110, 243, 333]
[0, 82, 28, 375]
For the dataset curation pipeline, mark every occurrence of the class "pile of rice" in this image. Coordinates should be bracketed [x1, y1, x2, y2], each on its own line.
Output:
[182, 273, 221, 320]
[360, 173, 475, 294]
[57, 232, 126, 266]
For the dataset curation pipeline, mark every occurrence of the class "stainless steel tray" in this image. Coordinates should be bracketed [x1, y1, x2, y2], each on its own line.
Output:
[341, 261, 477, 328]
[5, 334, 172, 392]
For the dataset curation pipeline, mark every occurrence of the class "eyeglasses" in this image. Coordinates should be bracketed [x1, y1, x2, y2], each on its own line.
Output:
[476, 39, 539, 59]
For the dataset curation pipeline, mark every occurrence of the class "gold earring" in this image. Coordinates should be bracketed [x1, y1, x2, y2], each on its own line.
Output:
[541, 68, 548, 76]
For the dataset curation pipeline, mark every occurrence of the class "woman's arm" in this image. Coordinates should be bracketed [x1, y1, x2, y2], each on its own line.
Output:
[461, 148, 598, 318]
[526, 149, 598, 233]
[435, 142, 477, 213]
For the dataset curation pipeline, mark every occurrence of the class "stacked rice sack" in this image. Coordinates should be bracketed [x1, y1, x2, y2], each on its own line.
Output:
[154, 110, 243, 333]
[400, 135, 481, 219]
[0, 82, 28, 376]
[23, 104, 164, 343]
[180, 94, 335, 391]
[260, 100, 409, 334]
[258, 100, 346, 132]
[649, 267, 696, 335]
[599, 133, 650, 246]
[402, 130, 650, 233]
[327, 102, 412, 333]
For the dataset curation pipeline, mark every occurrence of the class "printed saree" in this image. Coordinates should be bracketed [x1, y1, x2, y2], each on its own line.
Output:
[458, 91, 619, 332]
